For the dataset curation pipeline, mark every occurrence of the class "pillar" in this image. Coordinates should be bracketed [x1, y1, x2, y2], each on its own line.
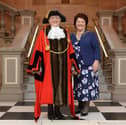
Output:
[0, 49, 24, 101]
[0, 8, 5, 33]
[111, 50, 126, 101]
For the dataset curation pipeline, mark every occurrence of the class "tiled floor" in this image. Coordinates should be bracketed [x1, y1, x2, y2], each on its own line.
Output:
[0, 100, 126, 125]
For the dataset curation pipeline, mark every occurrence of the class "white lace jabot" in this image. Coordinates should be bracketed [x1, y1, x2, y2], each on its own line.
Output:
[47, 26, 65, 40]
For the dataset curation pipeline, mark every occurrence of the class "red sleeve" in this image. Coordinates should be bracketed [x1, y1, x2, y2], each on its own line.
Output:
[27, 30, 44, 73]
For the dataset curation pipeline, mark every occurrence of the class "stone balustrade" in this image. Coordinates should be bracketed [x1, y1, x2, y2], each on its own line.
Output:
[0, 25, 33, 101]
[97, 6, 126, 39]
[0, 1, 19, 40]
[114, 6, 126, 38]
[0, 1, 36, 101]
[96, 6, 126, 101]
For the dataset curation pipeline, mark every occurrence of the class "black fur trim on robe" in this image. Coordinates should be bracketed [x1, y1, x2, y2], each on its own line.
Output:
[70, 53, 79, 69]
[27, 50, 45, 82]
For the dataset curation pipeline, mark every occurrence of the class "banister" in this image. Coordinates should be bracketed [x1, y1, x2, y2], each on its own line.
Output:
[27, 24, 39, 58]
[92, 19, 109, 58]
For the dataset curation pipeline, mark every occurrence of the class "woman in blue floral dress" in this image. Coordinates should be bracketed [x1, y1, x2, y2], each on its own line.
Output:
[71, 13, 101, 116]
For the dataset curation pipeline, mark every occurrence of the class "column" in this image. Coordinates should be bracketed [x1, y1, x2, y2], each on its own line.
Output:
[20, 10, 36, 26]
[96, 10, 114, 26]
[0, 8, 5, 33]
[117, 13, 124, 38]
[0, 49, 24, 101]
[111, 50, 126, 101]
[11, 14, 16, 36]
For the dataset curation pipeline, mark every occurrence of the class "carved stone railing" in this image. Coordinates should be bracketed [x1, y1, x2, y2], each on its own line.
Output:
[97, 7, 126, 101]
[0, 1, 36, 101]
[0, 1, 19, 42]
[92, 19, 112, 84]
[114, 6, 126, 38]
[96, 6, 126, 40]
[0, 25, 33, 101]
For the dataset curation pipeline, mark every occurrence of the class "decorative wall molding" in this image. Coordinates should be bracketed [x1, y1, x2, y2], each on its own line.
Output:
[101, 17, 112, 26]
[118, 58, 126, 85]
[4, 57, 18, 84]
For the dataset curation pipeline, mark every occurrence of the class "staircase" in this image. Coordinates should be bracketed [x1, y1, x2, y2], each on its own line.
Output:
[23, 24, 39, 101]
[23, 63, 112, 101]
[0, 1, 36, 101]
[23, 56, 36, 101]
[22, 22, 113, 100]
[102, 40, 112, 84]
[98, 64, 111, 100]
[92, 19, 113, 100]
[100, 40, 113, 100]
[23, 73, 35, 100]
[0, 1, 19, 43]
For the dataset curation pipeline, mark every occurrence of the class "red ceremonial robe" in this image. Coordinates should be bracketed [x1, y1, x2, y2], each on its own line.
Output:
[27, 27, 79, 120]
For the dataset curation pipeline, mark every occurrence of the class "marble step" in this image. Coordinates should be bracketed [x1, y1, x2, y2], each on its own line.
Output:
[99, 83, 109, 92]
[23, 91, 36, 100]
[99, 92, 111, 100]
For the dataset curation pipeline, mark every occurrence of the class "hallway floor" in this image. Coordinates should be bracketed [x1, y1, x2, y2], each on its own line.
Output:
[0, 100, 126, 125]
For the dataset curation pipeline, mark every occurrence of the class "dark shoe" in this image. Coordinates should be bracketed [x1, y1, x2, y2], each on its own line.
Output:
[71, 116, 81, 120]
[55, 105, 66, 120]
[75, 108, 80, 114]
[48, 115, 55, 120]
[80, 101, 89, 116]
[81, 112, 88, 116]
[55, 113, 66, 120]
[48, 104, 55, 120]
[75, 101, 83, 114]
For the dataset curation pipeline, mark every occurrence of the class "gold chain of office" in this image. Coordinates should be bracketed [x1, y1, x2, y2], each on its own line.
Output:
[44, 28, 70, 55]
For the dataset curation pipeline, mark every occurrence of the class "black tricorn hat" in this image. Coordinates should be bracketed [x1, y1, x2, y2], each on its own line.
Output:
[42, 10, 66, 24]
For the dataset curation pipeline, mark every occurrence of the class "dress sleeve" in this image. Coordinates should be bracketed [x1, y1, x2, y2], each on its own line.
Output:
[91, 32, 101, 61]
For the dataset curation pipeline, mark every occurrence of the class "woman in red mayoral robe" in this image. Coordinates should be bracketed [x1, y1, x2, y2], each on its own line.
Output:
[27, 10, 79, 121]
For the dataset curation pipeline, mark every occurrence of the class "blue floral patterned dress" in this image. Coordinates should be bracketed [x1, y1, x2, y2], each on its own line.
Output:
[72, 32, 99, 102]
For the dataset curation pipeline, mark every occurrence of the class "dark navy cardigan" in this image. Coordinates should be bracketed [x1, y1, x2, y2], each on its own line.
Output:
[71, 31, 101, 66]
